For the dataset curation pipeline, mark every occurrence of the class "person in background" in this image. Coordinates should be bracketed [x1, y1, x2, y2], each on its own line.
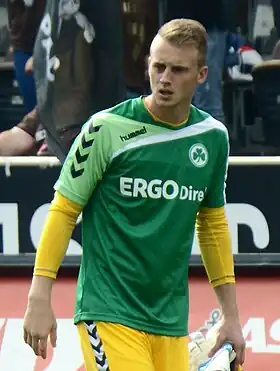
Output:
[0, 0, 46, 156]
[0, 55, 44, 155]
[272, 39, 280, 58]
[271, 0, 280, 58]
[0, 106, 43, 155]
[33, 0, 126, 162]
[122, 0, 158, 98]
[7, 0, 45, 113]
[271, 0, 280, 38]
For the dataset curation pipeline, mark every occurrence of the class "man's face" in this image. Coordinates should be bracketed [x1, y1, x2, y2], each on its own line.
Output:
[148, 36, 208, 108]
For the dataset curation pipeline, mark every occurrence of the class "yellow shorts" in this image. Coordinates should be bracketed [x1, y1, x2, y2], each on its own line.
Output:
[77, 321, 189, 371]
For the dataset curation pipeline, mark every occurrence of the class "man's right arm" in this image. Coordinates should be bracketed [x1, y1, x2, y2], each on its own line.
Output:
[28, 191, 82, 302]
[23, 190, 82, 358]
[27, 114, 111, 299]
[24, 114, 111, 358]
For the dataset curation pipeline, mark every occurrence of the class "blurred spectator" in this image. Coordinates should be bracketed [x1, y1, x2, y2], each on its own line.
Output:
[7, 0, 45, 113]
[226, 34, 263, 81]
[271, 0, 280, 59]
[122, 0, 158, 97]
[272, 40, 280, 58]
[0, 2, 10, 58]
[163, 0, 238, 123]
[0, 106, 43, 155]
[0, 26, 10, 58]
[0, 0, 46, 156]
[271, 0, 280, 37]
[0, 55, 45, 155]
[33, 0, 125, 162]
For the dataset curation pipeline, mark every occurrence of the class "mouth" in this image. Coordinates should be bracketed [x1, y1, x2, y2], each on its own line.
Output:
[158, 89, 173, 98]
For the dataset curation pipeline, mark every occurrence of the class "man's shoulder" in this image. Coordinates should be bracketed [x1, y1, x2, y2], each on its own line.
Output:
[83, 97, 143, 135]
[106, 97, 142, 118]
[191, 105, 228, 138]
[84, 97, 142, 127]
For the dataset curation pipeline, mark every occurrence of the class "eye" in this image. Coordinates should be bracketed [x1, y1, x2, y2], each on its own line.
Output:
[154, 63, 166, 72]
[172, 66, 187, 74]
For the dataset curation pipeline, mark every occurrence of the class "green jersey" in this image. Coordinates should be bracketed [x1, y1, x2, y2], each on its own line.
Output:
[54, 97, 229, 336]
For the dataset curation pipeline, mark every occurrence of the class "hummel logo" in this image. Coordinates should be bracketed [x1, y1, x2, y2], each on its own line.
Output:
[120, 126, 147, 142]
[70, 123, 101, 179]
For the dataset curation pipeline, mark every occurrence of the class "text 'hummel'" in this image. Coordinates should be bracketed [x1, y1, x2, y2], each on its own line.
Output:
[120, 126, 147, 142]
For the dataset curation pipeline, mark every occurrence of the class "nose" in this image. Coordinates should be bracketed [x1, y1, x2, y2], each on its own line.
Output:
[159, 68, 172, 84]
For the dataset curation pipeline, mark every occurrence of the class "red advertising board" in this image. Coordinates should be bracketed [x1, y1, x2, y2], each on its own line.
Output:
[0, 276, 279, 370]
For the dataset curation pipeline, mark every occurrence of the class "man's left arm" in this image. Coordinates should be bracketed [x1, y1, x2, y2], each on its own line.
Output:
[196, 128, 245, 369]
[196, 206, 235, 289]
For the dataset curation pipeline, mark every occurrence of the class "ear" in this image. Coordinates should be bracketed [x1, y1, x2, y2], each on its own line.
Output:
[197, 65, 208, 85]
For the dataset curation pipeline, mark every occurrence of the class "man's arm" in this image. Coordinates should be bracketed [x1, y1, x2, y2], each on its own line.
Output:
[196, 206, 244, 369]
[28, 191, 82, 301]
[23, 115, 111, 358]
[196, 128, 245, 369]
[214, 283, 240, 320]
[30, 113, 112, 299]
[196, 206, 241, 345]
[23, 190, 82, 358]
[0, 126, 36, 155]
[196, 206, 235, 288]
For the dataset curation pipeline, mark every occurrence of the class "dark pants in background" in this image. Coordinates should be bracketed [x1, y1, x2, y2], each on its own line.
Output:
[13, 50, 37, 113]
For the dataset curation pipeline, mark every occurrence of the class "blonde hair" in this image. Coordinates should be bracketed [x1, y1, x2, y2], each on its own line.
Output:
[158, 19, 207, 66]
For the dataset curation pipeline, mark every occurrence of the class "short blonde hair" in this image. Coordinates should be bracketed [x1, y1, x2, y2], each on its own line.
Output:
[158, 19, 207, 66]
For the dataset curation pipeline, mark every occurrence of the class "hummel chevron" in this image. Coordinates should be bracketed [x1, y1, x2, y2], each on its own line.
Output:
[71, 124, 101, 178]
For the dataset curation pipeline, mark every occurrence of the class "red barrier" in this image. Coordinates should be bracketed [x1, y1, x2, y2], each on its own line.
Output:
[0, 276, 279, 370]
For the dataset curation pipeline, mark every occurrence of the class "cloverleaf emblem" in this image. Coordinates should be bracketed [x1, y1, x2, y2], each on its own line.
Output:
[189, 144, 208, 167]
[193, 147, 206, 162]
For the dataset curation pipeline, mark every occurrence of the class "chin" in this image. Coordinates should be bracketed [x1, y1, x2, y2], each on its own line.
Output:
[155, 96, 176, 107]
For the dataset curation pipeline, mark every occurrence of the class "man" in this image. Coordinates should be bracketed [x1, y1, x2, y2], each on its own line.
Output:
[23, 19, 245, 371]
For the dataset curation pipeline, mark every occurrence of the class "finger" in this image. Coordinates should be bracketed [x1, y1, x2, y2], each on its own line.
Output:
[208, 336, 224, 357]
[26, 333, 33, 348]
[23, 328, 28, 344]
[240, 345, 245, 364]
[233, 346, 245, 370]
[50, 325, 57, 348]
[38, 337, 48, 359]
[234, 361, 243, 371]
[31, 335, 40, 356]
[233, 354, 240, 370]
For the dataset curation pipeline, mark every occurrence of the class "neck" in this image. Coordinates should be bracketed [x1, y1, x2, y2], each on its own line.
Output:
[144, 95, 191, 125]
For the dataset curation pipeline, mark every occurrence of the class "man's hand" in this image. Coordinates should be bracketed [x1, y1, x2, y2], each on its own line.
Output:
[23, 297, 57, 359]
[208, 318, 245, 371]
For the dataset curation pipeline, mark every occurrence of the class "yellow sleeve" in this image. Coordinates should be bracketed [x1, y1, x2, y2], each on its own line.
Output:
[196, 206, 235, 287]
[33, 191, 83, 279]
